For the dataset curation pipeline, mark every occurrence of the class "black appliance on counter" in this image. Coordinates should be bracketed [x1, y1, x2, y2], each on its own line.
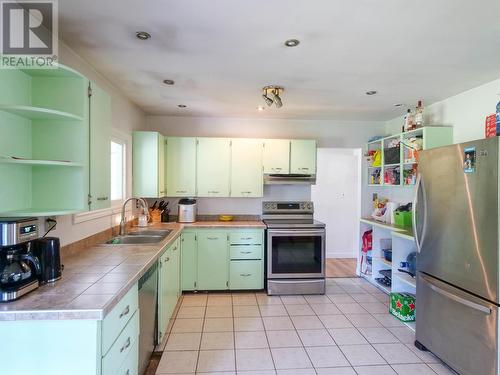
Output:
[32, 237, 62, 283]
[0, 217, 41, 302]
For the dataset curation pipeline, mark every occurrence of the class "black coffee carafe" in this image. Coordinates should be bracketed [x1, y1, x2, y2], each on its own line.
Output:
[0, 244, 41, 302]
[32, 237, 62, 283]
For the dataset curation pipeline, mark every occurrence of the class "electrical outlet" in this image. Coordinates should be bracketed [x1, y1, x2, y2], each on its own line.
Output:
[45, 216, 57, 230]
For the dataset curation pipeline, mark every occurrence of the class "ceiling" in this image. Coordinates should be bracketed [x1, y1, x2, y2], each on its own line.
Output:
[58, 0, 500, 121]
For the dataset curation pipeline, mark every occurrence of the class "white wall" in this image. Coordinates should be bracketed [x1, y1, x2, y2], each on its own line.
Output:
[312, 148, 361, 259]
[47, 42, 146, 246]
[147, 115, 385, 215]
[386, 78, 500, 143]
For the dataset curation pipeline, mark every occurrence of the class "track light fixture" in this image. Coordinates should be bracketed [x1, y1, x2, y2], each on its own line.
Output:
[262, 86, 284, 108]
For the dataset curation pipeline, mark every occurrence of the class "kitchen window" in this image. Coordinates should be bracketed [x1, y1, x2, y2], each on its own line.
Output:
[111, 138, 126, 205]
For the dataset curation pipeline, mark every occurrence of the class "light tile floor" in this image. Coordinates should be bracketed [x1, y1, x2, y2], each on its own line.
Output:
[155, 278, 457, 375]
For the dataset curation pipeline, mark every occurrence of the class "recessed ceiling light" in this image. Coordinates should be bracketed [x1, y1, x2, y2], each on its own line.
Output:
[257, 106, 265, 111]
[178, 104, 187, 108]
[136, 31, 151, 40]
[366, 90, 378, 96]
[163, 79, 175, 85]
[284, 39, 300, 47]
[394, 103, 404, 107]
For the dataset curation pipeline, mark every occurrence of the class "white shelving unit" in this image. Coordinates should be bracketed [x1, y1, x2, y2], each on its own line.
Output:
[358, 217, 416, 331]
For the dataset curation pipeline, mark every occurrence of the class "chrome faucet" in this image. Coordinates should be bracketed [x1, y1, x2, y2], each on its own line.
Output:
[120, 197, 149, 236]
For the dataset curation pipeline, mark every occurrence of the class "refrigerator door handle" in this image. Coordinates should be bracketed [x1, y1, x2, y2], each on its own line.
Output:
[412, 174, 428, 253]
[421, 274, 492, 315]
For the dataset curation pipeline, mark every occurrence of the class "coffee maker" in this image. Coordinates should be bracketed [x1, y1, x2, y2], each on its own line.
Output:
[0, 218, 41, 302]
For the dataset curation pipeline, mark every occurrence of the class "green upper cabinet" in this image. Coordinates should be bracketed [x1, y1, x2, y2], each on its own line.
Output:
[263, 139, 290, 174]
[290, 139, 317, 175]
[133, 131, 166, 198]
[166, 137, 197, 197]
[230, 138, 263, 197]
[197, 231, 228, 290]
[196, 138, 231, 197]
[89, 82, 111, 211]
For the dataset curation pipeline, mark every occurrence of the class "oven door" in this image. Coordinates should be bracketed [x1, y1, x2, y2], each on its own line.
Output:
[267, 229, 325, 279]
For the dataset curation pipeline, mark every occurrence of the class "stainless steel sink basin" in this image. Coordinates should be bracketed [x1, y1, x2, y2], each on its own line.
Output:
[127, 229, 172, 237]
[105, 229, 171, 245]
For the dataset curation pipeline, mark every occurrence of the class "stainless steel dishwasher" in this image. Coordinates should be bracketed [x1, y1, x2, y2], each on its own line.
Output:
[138, 262, 158, 375]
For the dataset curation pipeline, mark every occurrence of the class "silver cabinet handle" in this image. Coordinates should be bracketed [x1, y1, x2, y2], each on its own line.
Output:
[165, 257, 170, 261]
[173, 246, 178, 251]
[97, 197, 109, 201]
[240, 251, 252, 254]
[125, 370, 130, 375]
[120, 337, 131, 353]
[272, 167, 282, 171]
[176, 190, 187, 193]
[241, 191, 252, 194]
[207, 236, 219, 240]
[299, 167, 309, 171]
[119, 305, 130, 319]
[240, 273, 251, 277]
[208, 190, 220, 194]
[241, 237, 252, 240]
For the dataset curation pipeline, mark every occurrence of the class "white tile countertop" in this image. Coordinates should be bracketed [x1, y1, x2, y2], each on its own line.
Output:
[0, 221, 266, 321]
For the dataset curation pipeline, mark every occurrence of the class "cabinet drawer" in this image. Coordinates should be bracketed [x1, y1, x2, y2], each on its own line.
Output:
[229, 232, 262, 245]
[230, 245, 262, 260]
[116, 337, 139, 375]
[102, 310, 139, 375]
[230, 260, 263, 290]
[102, 284, 138, 355]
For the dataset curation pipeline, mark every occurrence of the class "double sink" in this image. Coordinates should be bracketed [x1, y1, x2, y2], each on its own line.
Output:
[106, 229, 172, 245]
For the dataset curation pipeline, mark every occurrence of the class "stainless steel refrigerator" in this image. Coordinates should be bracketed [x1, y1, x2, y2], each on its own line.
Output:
[415, 137, 499, 375]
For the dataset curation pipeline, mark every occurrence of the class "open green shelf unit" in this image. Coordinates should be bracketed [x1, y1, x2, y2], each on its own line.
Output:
[365, 126, 453, 187]
[0, 64, 89, 216]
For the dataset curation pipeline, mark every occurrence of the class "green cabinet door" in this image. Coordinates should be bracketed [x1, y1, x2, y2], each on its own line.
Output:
[196, 138, 231, 197]
[158, 246, 171, 342]
[181, 232, 197, 291]
[230, 260, 263, 290]
[263, 139, 290, 174]
[166, 137, 197, 197]
[197, 231, 229, 290]
[230, 138, 263, 197]
[290, 140, 317, 174]
[133, 131, 165, 198]
[158, 134, 166, 197]
[89, 82, 111, 210]
[170, 238, 181, 301]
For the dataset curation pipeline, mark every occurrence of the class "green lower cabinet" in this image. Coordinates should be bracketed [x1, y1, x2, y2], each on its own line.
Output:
[230, 260, 263, 290]
[180, 229, 264, 292]
[117, 338, 139, 375]
[197, 231, 229, 290]
[158, 246, 172, 341]
[181, 232, 197, 291]
[0, 283, 140, 375]
[158, 238, 181, 342]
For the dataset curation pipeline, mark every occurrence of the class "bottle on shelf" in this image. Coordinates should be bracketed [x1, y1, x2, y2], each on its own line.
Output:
[415, 100, 424, 128]
[404, 109, 415, 132]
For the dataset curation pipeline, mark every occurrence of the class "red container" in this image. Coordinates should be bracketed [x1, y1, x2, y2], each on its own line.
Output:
[486, 114, 497, 138]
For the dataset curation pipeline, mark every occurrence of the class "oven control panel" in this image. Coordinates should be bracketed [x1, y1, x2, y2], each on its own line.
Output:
[262, 201, 314, 214]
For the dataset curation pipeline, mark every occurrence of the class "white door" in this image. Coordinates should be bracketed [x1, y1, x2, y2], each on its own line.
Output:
[311, 148, 361, 259]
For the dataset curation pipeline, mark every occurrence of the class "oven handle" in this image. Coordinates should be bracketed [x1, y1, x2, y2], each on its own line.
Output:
[267, 229, 325, 236]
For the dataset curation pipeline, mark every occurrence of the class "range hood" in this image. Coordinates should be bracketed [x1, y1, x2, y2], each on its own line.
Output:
[264, 173, 316, 185]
